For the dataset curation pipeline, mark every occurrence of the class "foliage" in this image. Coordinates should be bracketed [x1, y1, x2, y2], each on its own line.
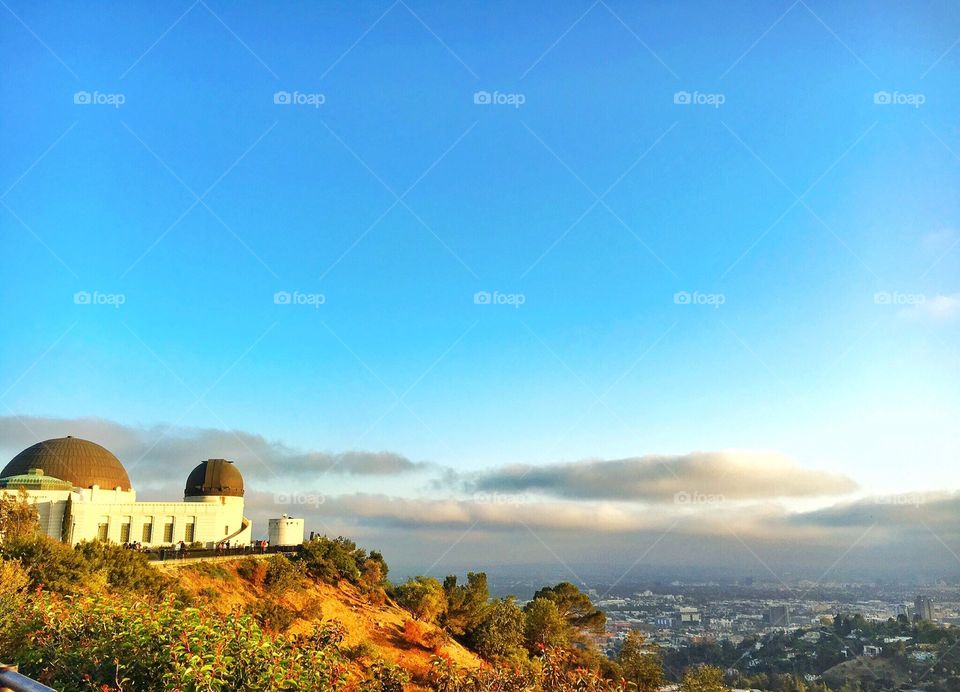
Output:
[360, 659, 409, 692]
[523, 598, 569, 652]
[0, 535, 178, 598]
[297, 535, 387, 588]
[236, 557, 268, 586]
[430, 647, 622, 691]
[0, 558, 31, 612]
[393, 575, 447, 623]
[618, 630, 665, 691]
[251, 597, 298, 633]
[263, 552, 306, 594]
[0, 533, 92, 593]
[1, 588, 348, 690]
[0, 488, 39, 541]
[530, 581, 606, 634]
[680, 664, 729, 691]
[75, 540, 176, 597]
[442, 571, 490, 637]
[472, 596, 528, 662]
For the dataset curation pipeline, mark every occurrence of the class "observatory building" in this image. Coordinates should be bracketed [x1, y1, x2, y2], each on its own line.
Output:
[0, 436, 252, 547]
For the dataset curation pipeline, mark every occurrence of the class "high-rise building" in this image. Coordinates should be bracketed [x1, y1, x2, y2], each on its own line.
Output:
[914, 595, 934, 621]
[767, 605, 790, 627]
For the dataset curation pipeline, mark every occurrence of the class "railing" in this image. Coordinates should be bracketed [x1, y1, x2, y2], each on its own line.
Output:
[0, 665, 55, 692]
[145, 544, 301, 561]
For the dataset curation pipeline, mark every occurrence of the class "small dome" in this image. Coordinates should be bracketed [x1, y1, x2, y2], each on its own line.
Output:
[0, 467, 73, 491]
[1, 437, 131, 490]
[184, 459, 244, 497]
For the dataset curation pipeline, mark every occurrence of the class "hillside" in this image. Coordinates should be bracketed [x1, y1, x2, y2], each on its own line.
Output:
[820, 656, 907, 690]
[160, 557, 482, 689]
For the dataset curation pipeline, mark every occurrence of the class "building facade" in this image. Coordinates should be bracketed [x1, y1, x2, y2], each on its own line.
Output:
[0, 437, 252, 548]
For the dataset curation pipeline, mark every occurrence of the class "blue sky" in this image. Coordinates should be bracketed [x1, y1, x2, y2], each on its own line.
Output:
[2, 0, 959, 505]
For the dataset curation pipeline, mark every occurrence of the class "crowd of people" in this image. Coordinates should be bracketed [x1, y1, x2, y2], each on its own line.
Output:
[118, 538, 277, 560]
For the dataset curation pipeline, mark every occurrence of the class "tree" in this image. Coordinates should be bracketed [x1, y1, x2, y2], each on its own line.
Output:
[619, 630, 665, 691]
[472, 597, 527, 661]
[442, 571, 489, 637]
[361, 550, 389, 590]
[524, 597, 569, 651]
[393, 576, 447, 623]
[680, 664, 729, 692]
[0, 489, 39, 542]
[298, 535, 365, 583]
[530, 581, 605, 634]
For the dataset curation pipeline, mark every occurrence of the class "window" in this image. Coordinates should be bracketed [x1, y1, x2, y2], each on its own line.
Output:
[184, 521, 195, 543]
[163, 516, 174, 543]
[97, 522, 109, 541]
[142, 521, 153, 543]
[120, 522, 131, 543]
[224, 525, 229, 536]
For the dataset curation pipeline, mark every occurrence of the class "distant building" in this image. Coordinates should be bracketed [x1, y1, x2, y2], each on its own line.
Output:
[0, 437, 252, 548]
[766, 605, 790, 627]
[863, 645, 882, 657]
[678, 607, 701, 624]
[914, 595, 935, 621]
[268, 514, 304, 546]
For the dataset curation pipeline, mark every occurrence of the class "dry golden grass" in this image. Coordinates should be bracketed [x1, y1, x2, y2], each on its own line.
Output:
[167, 557, 481, 689]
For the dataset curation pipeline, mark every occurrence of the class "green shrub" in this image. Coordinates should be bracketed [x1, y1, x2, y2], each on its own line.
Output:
[236, 557, 267, 586]
[251, 598, 298, 633]
[1, 590, 348, 690]
[360, 660, 409, 692]
[0, 536, 181, 599]
[0, 534, 91, 593]
[343, 640, 377, 661]
[264, 553, 306, 594]
[393, 576, 447, 623]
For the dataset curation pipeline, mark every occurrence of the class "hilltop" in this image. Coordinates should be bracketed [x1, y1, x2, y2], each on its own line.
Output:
[162, 556, 481, 688]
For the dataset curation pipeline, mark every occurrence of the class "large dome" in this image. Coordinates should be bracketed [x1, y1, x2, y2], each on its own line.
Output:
[1, 436, 131, 491]
[184, 458, 244, 497]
